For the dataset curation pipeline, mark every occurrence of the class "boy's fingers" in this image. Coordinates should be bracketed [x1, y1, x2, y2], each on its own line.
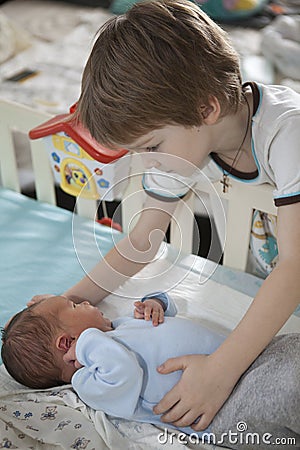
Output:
[157, 356, 186, 374]
[27, 294, 54, 307]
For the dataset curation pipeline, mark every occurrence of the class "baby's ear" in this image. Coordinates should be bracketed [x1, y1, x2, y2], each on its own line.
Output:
[56, 333, 73, 352]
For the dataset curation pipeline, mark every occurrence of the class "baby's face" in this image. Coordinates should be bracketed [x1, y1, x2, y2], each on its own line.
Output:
[35, 296, 113, 337]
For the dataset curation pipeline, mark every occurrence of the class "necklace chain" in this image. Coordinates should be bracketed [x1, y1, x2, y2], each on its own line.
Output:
[220, 93, 251, 193]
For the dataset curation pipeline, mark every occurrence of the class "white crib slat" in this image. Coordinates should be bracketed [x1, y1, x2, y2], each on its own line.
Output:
[76, 197, 98, 219]
[121, 155, 145, 233]
[208, 183, 227, 256]
[246, 183, 277, 215]
[191, 179, 277, 272]
[222, 181, 277, 271]
[0, 122, 21, 192]
[30, 139, 56, 205]
[223, 184, 253, 271]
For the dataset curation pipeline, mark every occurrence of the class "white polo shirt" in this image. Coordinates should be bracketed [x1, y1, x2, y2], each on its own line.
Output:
[143, 83, 300, 207]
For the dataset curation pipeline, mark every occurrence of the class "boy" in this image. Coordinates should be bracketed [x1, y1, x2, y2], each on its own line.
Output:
[2, 294, 300, 448]
[37, 0, 300, 432]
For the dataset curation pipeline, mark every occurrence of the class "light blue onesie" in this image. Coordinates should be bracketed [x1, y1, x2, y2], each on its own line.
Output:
[71, 292, 225, 437]
[71, 293, 300, 448]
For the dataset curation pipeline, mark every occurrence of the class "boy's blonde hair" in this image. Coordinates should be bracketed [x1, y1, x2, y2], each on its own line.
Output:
[77, 0, 242, 148]
[1, 305, 64, 389]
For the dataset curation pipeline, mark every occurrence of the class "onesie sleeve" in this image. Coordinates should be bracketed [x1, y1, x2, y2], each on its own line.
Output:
[142, 167, 196, 201]
[141, 291, 177, 317]
[269, 115, 300, 206]
[71, 328, 143, 418]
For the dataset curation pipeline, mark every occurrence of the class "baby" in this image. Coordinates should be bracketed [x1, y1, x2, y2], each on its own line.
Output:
[1, 293, 300, 447]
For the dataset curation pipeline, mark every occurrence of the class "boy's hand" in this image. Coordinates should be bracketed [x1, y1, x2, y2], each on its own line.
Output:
[63, 339, 83, 369]
[134, 298, 165, 326]
[27, 294, 54, 307]
[27, 294, 86, 307]
[153, 354, 237, 430]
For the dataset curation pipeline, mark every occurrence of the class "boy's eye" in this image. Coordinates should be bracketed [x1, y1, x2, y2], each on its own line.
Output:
[72, 303, 76, 308]
[146, 145, 159, 152]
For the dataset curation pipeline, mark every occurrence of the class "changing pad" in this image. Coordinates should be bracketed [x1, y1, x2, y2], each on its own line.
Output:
[0, 187, 267, 330]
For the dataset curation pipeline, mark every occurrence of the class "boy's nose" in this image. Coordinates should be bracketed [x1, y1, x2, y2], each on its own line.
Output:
[82, 300, 90, 306]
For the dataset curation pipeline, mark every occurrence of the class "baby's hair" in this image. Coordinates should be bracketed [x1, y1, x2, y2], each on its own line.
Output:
[77, 0, 242, 148]
[1, 305, 64, 389]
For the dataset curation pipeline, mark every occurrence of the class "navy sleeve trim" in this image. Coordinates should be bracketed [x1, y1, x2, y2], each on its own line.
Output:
[144, 189, 185, 202]
[142, 174, 189, 202]
[274, 194, 300, 207]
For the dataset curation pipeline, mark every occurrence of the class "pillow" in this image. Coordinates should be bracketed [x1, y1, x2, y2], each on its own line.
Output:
[261, 15, 300, 80]
[0, 12, 31, 64]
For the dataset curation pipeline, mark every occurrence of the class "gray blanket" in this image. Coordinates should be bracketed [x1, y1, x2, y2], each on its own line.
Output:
[211, 334, 300, 449]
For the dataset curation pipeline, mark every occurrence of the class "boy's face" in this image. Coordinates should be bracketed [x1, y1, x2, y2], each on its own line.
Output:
[127, 125, 212, 177]
[35, 296, 113, 337]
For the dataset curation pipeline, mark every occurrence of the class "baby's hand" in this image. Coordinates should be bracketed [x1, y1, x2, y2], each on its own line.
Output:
[134, 298, 165, 326]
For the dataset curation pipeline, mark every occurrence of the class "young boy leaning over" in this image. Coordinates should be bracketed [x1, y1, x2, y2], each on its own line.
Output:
[33, 0, 300, 432]
[2, 294, 300, 448]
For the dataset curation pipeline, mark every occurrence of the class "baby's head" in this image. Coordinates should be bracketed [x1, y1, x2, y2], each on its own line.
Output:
[77, 0, 242, 149]
[1, 296, 113, 389]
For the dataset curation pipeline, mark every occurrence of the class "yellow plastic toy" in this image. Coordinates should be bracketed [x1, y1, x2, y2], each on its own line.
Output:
[29, 104, 130, 201]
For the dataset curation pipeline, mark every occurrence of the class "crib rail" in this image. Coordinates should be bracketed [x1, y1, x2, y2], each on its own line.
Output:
[0, 99, 277, 272]
[0, 99, 55, 203]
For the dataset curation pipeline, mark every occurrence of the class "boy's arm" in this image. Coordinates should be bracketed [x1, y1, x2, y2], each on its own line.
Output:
[154, 202, 300, 430]
[64, 196, 178, 305]
[72, 328, 143, 418]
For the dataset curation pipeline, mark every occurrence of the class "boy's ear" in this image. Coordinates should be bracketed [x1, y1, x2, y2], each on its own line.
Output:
[56, 333, 73, 352]
[199, 96, 221, 125]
